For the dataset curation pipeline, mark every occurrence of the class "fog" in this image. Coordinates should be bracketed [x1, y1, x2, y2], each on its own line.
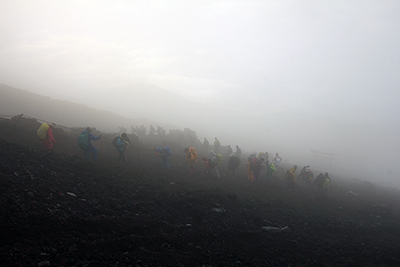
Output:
[1, 1, 400, 187]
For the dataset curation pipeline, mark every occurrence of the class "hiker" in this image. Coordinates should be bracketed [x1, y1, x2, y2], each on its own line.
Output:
[159, 127, 166, 137]
[298, 165, 314, 188]
[216, 152, 223, 173]
[149, 125, 155, 136]
[271, 153, 282, 167]
[257, 151, 269, 162]
[201, 156, 211, 178]
[246, 155, 256, 182]
[214, 137, 221, 153]
[114, 133, 130, 164]
[209, 150, 221, 178]
[257, 152, 266, 160]
[37, 122, 57, 150]
[203, 138, 209, 152]
[258, 153, 267, 177]
[266, 161, 277, 180]
[286, 165, 297, 192]
[118, 126, 127, 135]
[138, 125, 146, 138]
[78, 127, 101, 162]
[156, 125, 161, 136]
[313, 173, 325, 193]
[253, 157, 265, 181]
[184, 147, 198, 174]
[264, 151, 269, 161]
[226, 154, 241, 178]
[155, 146, 172, 169]
[247, 154, 262, 182]
[227, 145, 233, 158]
[257, 157, 268, 180]
[235, 145, 242, 158]
[322, 172, 331, 197]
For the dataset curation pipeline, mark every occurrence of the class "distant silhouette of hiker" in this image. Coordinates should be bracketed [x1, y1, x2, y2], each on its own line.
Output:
[298, 165, 314, 188]
[184, 147, 198, 174]
[235, 145, 242, 158]
[266, 161, 276, 180]
[79, 127, 101, 162]
[149, 125, 155, 136]
[264, 151, 269, 161]
[247, 154, 256, 182]
[258, 156, 267, 178]
[155, 146, 172, 169]
[202, 156, 211, 178]
[226, 154, 241, 179]
[314, 172, 331, 198]
[257, 152, 267, 177]
[114, 133, 130, 164]
[209, 150, 220, 178]
[286, 165, 297, 192]
[227, 145, 233, 159]
[118, 126, 127, 135]
[257, 152, 264, 159]
[214, 137, 221, 153]
[271, 153, 282, 167]
[322, 172, 331, 197]
[139, 125, 146, 138]
[203, 138, 209, 152]
[37, 122, 56, 150]
[159, 127, 166, 137]
[313, 173, 325, 193]
[250, 156, 264, 182]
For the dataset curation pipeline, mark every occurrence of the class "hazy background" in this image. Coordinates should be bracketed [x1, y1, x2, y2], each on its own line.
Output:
[1, 1, 399, 187]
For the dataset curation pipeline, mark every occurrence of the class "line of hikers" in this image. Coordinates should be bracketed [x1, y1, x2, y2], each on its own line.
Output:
[37, 123, 331, 195]
[246, 152, 283, 182]
[246, 153, 331, 196]
[285, 165, 332, 197]
[37, 123, 130, 164]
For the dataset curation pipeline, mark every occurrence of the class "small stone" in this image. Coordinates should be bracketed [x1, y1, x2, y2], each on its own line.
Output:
[211, 208, 225, 213]
[261, 226, 281, 233]
[38, 261, 50, 267]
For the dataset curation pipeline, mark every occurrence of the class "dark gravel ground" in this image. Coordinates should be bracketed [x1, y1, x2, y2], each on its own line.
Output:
[1, 117, 400, 267]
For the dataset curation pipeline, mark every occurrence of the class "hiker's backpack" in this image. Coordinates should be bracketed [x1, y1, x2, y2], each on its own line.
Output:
[37, 123, 49, 139]
[315, 173, 325, 186]
[269, 163, 276, 172]
[234, 156, 241, 167]
[77, 132, 90, 150]
[286, 171, 295, 182]
[216, 153, 223, 167]
[235, 156, 242, 166]
[209, 158, 216, 169]
[112, 136, 119, 148]
[191, 148, 198, 162]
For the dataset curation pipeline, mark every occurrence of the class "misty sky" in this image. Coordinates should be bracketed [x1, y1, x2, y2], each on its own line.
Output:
[1, 1, 400, 186]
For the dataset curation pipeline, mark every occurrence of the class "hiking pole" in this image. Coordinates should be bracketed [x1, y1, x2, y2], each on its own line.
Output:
[12, 113, 23, 131]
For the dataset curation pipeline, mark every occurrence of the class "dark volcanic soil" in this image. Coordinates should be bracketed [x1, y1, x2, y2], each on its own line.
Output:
[1, 117, 400, 267]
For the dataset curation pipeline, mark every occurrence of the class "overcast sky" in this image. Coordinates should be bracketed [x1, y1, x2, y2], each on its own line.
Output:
[1, 1, 400, 186]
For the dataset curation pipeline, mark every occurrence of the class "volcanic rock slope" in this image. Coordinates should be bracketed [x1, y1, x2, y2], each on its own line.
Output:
[1, 118, 400, 267]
